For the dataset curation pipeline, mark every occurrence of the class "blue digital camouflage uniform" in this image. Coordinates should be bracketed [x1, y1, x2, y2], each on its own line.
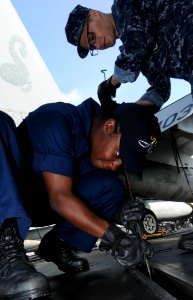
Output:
[112, 0, 193, 108]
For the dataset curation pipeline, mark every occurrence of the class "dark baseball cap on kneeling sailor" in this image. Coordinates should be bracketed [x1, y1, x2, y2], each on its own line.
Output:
[65, 5, 90, 59]
[114, 103, 161, 179]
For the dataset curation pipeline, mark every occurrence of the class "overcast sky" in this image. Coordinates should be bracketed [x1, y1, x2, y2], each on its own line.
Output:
[11, 0, 191, 107]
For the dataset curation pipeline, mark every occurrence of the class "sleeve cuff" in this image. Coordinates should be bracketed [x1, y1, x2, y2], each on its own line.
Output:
[114, 65, 139, 83]
[32, 153, 74, 177]
[140, 91, 164, 109]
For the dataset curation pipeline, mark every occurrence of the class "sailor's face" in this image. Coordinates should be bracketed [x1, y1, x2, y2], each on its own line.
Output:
[91, 120, 122, 171]
[87, 15, 116, 50]
[80, 11, 117, 53]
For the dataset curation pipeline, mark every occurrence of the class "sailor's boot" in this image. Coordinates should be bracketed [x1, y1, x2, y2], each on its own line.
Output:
[0, 218, 51, 300]
[37, 227, 89, 273]
[178, 231, 193, 251]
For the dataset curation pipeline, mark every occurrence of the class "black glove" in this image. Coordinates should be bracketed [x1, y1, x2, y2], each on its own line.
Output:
[99, 224, 153, 269]
[115, 197, 146, 235]
[97, 76, 121, 104]
[99, 223, 126, 254]
[115, 235, 153, 269]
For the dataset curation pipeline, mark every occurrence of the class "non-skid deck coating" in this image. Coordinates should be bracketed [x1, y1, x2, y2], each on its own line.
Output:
[148, 228, 193, 300]
[27, 228, 193, 300]
[34, 248, 175, 299]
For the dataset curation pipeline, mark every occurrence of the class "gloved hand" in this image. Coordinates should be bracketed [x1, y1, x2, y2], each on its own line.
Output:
[115, 234, 153, 269]
[115, 197, 146, 235]
[97, 76, 121, 105]
[99, 224, 153, 269]
[99, 223, 126, 254]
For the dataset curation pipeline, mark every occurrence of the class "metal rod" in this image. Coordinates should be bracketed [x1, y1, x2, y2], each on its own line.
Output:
[101, 69, 107, 80]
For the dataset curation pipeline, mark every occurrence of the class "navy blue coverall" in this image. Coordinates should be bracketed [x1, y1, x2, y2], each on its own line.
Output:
[0, 98, 124, 252]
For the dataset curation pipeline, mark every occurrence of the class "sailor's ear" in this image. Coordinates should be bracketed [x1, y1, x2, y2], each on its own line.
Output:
[89, 10, 99, 17]
[103, 119, 116, 133]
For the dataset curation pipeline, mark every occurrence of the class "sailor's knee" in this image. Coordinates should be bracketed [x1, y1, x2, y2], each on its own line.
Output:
[102, 173, 124, 197]
[79, 170, 124, 201]
[0, 111, 16, 132]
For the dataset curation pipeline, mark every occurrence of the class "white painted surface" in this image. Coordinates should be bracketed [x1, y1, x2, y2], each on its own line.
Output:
[144, 200, 193, 220]
[0, 0, 64, 123]
[156, 94, 193, 132]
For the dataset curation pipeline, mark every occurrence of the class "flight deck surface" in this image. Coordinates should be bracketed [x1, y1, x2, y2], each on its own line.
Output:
[27, 228, 193, 299]
[148, 228, 193, 299]
[34, 250, 176, 300]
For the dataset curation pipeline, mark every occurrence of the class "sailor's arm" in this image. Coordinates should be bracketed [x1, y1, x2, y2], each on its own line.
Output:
[42, 171, 153, 269]
[42, 171, 109, 238]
